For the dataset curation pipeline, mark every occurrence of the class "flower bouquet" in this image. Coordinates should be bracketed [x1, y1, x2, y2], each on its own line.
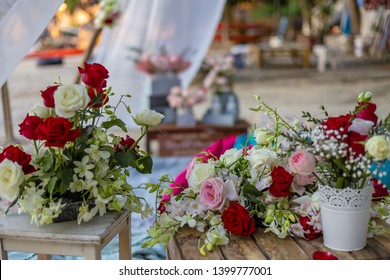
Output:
[291, 91, 390, 250]
[143, 91, 389, 255]
[0, 62, 164, 225]
[94, 0, 121, 29]
[129, 46, 191, 76]
[202, 55, 235, 94]
[166, 85, 207, 126]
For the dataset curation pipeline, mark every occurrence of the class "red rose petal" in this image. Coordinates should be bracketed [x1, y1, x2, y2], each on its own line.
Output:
[312, 251, 338, 260]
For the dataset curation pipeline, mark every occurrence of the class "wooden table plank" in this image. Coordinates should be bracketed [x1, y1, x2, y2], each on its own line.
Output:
[220, 234, 267, 260]
[350, 238, 390, 260]
[294, 236, 355, 260]
[146, 120, 250, 156]
[172, 227, 224, 260]
[251, 228, 309, 260]
[167, 221, 390, 260]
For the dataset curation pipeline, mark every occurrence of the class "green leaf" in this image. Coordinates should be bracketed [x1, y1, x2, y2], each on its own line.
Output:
[42, 154, 54, 172]
[101, 119, 127, 132]
[65, 0, 77, 14]
[336, 177, 344, 189]
[243, 183, 261, 196]
[48, 177, 59, 195]
[136, 156, 153, 174]
[100, 146, 116, 156]
[114, 151, 137, 167]
[59, 168, 73, 187]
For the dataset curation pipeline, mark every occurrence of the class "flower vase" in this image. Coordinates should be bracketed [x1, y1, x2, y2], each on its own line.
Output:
[319, 182, 373, 251]
[149, 72, 180, 124]
[52, 200, 94, 223]
[176, 106, 196, 127]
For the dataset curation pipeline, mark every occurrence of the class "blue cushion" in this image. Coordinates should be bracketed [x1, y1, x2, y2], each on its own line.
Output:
[233, 134, 256, 149]
[370, 160, 390, 190]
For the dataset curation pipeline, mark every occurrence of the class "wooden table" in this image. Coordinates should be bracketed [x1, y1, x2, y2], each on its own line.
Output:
[167, 223, 390, 260]
[0, 210, 131, 260]
[253, 42, 311, 69]
[146, 120, 250, 157]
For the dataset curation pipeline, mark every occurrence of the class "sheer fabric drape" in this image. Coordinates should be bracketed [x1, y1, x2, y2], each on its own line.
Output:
[95, 0, 226, 128]
[0, 0, 64, 86]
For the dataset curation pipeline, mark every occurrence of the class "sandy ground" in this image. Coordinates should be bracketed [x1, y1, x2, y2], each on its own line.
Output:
[1, 52, 390, 149]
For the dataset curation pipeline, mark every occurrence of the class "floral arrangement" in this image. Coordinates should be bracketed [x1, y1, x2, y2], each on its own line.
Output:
[144, 91, 390, 255]
[202, 54, 235, 94]
[129, 46, 191, 76]
[0, 62, 164, 225]
[166, 86, 207, 109]
[94, 0, 121, 29]
[295, 91, 388, 190]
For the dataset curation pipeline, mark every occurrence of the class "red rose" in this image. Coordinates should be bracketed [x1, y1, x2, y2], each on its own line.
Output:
[35, 117, 80, 148]
[356, 102, 378, 125]
[78, 62, 109, 93]
[40, 85, 58, 108]
[372, 178, 389, 198]
[221, 202, 256, 236]
[115, 135, 138, 152]
[87, 88, 109, 108]
[298, 216, 321, 240]
[268, 166, 293, 197]
[18, 114, 43, 140]
[0, 145, 35, 174]
[321, 114, 351, 139]
[347, 131, 368, 158]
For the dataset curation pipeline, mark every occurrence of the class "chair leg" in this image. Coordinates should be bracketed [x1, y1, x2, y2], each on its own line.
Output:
[118, 214, 131, 260]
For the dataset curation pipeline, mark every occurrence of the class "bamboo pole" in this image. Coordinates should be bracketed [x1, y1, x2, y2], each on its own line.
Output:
[74, 27, 103, 84]
[1, 81, 16, 145]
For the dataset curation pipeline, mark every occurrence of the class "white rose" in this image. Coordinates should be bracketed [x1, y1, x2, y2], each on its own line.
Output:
[253, 127, 272, 145]
[29, 102, 51, 118]
[348, 118, 374, 135]
[0, 159, 24, 202]
[245, 147, 279, 170]
[188, 162, 215, 192]
[54, 84, 90, 118]
[133, 109, 164, 126]
[365, 135, 390, 161]
[220, 148, 242, 167]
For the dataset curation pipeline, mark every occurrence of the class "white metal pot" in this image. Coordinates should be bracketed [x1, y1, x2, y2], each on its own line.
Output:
[319, 182, 373, 251]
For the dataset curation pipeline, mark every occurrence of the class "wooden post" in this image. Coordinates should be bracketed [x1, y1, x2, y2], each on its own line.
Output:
[74, 27, 103, 84]
[1, 81, 16, 145]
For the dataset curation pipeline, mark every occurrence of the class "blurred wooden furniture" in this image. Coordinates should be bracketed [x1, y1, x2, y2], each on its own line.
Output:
[146, 120, 250, 157]
[252, 41, 311, 69]
[167, 222, 390, 260]
[228, 22, 272, 44]
[0, 210, 131, 260]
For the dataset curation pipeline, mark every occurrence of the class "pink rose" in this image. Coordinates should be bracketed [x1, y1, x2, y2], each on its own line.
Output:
[294, 174, 317, 187]
[199, 178, 227, 210]
[288, 150, 316, 176]
[151, 54, 170, 72]
[185, 159, 196, 181]
[203, 71, 216, 89]
[167, 94, 182, 108]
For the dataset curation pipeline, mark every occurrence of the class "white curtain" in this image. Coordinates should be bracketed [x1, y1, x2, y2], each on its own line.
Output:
[95, 0, 226, 128]
[0, 0, 64, 87]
